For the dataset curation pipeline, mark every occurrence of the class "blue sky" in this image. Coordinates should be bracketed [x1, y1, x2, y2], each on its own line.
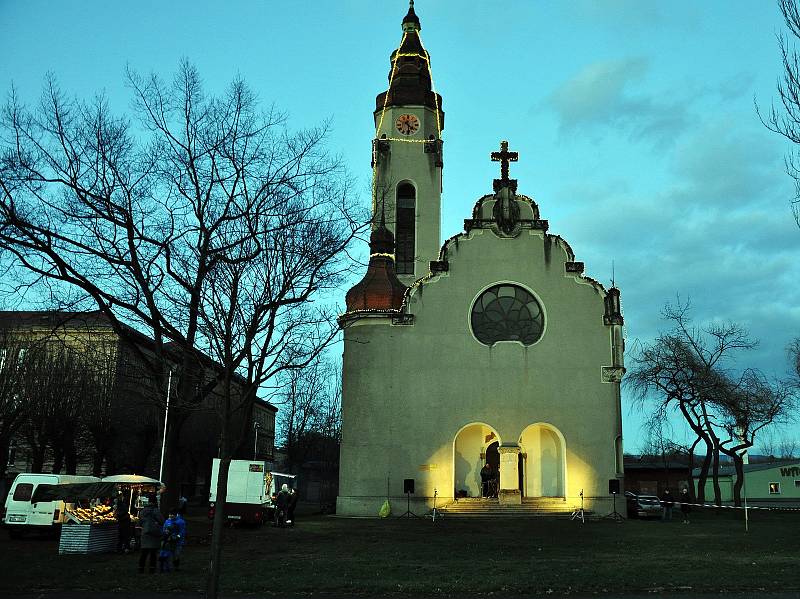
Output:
[1, 1, 798, 451]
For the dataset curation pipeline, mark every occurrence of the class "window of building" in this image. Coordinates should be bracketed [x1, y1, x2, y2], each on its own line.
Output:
[471, 284, 544, 346]
[794, 480, 800, 489]
[13, 483, 34, 501]
[768, 482, 781, 494]
[395, 182, 416, 275]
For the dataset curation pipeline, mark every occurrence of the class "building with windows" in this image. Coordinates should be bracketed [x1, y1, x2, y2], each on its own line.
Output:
[0, 310, 276, 500]
[336, 4, 625, 517]
[693, 461, 800, 505]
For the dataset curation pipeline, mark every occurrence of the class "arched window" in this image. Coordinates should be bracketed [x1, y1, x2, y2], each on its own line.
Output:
[395, 182, 416, 275]
[471, 284, 544, 346]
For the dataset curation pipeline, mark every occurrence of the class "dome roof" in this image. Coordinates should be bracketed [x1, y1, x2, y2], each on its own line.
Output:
[345, 224, 407, 313]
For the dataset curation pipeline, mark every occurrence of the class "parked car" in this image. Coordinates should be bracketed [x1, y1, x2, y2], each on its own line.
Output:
[625, 492, 662, 519]
[3, 473, 100, 537]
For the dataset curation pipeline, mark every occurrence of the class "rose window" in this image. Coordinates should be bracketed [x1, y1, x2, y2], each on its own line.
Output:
[471, 284, 544, 346]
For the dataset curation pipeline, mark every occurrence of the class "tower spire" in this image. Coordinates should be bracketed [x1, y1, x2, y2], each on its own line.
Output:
[403, 0, 421, 31]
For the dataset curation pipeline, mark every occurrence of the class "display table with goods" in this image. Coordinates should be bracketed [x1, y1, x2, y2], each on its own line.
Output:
[29, 476, 161, 555]
[57, 504, 117, 554]
[58, 520, 117, 554]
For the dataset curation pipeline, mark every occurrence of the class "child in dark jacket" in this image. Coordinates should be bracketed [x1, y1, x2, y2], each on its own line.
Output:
[158, 521, 181, 573]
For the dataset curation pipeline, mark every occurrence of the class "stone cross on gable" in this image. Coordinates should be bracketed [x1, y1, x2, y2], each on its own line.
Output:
[491, 140, 518, 192]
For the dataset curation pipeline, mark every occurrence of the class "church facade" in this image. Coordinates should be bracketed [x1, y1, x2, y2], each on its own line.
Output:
[337, 3, 625, 517]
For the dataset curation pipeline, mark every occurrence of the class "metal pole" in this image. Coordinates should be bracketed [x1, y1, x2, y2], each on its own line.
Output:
[158, 369, 172, 483]
[742, 448, 749, 533]
[253, 423, 260, 460]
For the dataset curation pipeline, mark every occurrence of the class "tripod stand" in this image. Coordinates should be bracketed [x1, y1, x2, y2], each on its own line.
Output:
[426, 488, 443, 523]
[570, 489, 585, 524]
[398, 489, 420, 518]
[602, 491, 624, 521]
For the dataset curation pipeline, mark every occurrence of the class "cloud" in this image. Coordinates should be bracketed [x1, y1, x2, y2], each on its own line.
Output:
[669, 118, 785, 207]
[553, 170, 800, 382]
[547, 58, 647, 128]
[545, 57, 690, 145]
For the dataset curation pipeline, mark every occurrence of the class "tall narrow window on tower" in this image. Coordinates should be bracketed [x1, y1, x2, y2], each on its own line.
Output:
[396, 182, 416, 275]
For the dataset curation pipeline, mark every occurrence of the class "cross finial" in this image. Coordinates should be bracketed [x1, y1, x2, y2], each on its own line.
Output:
[491, 140, 519, 192]
[491, 140, 518, 182]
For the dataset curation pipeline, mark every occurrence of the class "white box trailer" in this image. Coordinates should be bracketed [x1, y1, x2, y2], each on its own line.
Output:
[208, 459, 296, 525]
[3, 473, 100, 538]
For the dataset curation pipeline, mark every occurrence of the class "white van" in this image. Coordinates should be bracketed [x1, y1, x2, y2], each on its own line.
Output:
[208, 459, 296, 525]
[3, 473, 100, 537]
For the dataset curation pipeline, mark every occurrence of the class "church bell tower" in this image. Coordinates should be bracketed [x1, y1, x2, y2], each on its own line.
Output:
[372, 1, 444, 284]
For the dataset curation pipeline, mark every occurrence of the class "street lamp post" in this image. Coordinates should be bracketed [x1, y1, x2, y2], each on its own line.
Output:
[158, 369, 173, 484]
[253, 422, 261, 460]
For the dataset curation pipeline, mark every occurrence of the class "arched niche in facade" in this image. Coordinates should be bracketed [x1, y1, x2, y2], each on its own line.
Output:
[518, 423, 566, 498]
[453, 422, 500, 498]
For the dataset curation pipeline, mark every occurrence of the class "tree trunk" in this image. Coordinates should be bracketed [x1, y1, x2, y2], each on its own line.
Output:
[65, 445, 78, 475]
[731, 455, 744, 506]
[160, 414, 184, 514]
[30, 444, 45, 473]
[696, 439, 713, 503]
[721, 446, 746, 507]
[206, 436, 231, 599]
[52, 446, 64, 474]
[711, 448, 722, 506]
[686, 437, 700, 502]
[92, 451, 105, 477]
[0, 436, 9, 480]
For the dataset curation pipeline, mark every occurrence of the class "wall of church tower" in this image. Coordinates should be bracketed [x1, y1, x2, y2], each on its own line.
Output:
[373, 105, 441, 284]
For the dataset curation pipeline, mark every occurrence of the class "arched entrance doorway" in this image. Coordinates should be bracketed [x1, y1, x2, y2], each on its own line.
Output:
[453, 423, 500, 498]
[518, 423, 566, 498]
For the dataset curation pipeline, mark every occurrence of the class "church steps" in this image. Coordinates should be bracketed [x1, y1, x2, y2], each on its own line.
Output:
[440, 498, 584, 518]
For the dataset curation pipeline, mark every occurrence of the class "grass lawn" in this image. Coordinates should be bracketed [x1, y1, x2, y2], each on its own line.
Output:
[3, 508, 799, 595]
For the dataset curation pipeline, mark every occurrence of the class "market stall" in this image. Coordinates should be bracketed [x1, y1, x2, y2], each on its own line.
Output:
[30, 475, 162, 554]
[103, 475, 162, 551]
[32, 482, 118, 554]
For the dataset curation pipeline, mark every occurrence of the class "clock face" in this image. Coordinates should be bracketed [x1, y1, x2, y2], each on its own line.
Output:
[395, 113, 420, 136]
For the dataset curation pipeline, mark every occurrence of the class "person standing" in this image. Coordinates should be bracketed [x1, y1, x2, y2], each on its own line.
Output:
[490, 465, 499, 498]
[115, 495, 132, 553]
[164, 507, 187, 570]
[661, 488, 674, 522]
[679, 488, 691, 524]
[274, 484, 289, 527]
[138, 496, 164, 574]
[177, 495, 188, 516]
[158, 520, 180, 573]
[480, 463, 491, 498]
[287, 487, 299, 525]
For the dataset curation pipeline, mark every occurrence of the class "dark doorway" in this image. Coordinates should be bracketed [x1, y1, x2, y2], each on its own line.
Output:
[518, 452, 525, 497]
[486, 441, 500, 498]
[486, 441, 499, 470]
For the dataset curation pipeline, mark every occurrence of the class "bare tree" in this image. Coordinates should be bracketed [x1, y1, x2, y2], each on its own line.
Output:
[713, 369, 795, 503]
[627, 300, 796, 505]
[276, 358, 339, 471]
[14, 342, 88, 474]
[80, 342, 118, 476]
[760, 0, 800, 226]
[0, 62, 363, 598]
[0, 329, 30, 478]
